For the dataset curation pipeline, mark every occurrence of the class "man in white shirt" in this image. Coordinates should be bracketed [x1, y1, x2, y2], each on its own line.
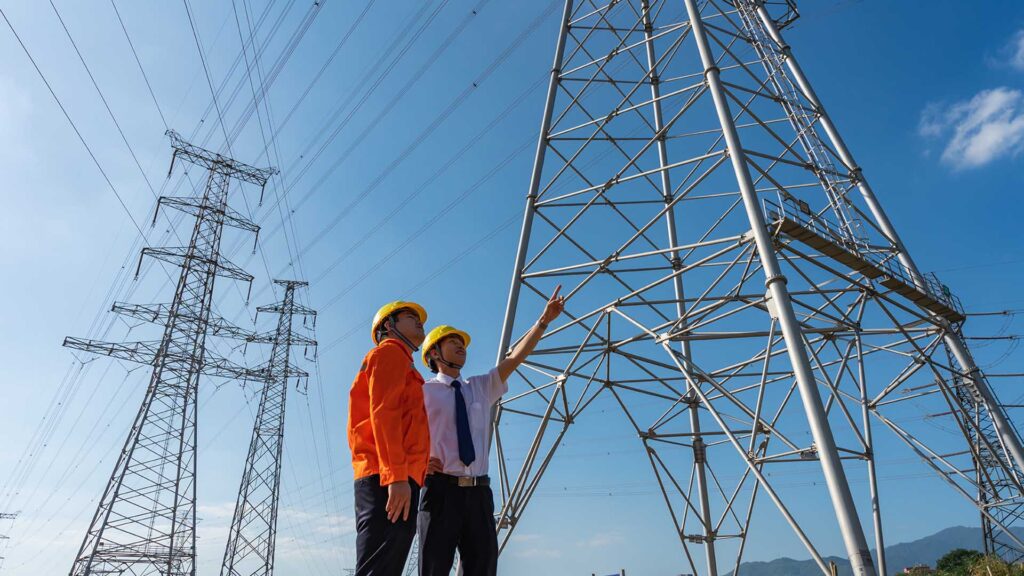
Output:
[417, 286, 565, 576]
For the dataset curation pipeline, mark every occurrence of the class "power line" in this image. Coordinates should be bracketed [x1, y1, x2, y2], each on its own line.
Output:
[0, 3, 324, 566]
[110, 0, 168, 128]
[968, 309, 1024, 317]
[48, 0, 161, 198]
[286, 0, 558, 267]
[182, 0, 234, 153]
[0, 6, 147, 239]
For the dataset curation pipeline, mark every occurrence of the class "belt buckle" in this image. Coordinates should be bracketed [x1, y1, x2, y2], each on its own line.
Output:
[457, 476, 475, 488]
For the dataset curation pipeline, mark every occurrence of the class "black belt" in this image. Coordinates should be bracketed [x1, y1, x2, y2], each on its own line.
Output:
[430, 473, 490, 487]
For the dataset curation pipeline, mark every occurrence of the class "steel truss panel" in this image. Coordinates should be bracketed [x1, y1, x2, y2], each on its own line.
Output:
[493, 2, 1024, 575]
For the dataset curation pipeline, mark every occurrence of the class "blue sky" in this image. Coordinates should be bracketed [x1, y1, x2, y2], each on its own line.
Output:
[1, 1, 1024, 575]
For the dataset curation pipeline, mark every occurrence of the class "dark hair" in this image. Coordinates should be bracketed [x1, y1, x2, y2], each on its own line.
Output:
[374, 322, 390, 344]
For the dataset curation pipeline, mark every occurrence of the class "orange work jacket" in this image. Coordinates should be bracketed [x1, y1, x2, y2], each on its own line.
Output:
[347, 338, 430, 486]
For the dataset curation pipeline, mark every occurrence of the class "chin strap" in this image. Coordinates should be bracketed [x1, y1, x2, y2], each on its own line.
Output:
[387, 316, 420, 352]
[436, 353, 463, 370]
[432, 343, 464, 371]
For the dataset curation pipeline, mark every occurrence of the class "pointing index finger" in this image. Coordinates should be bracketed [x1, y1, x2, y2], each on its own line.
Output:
[550, 284, 562, 301]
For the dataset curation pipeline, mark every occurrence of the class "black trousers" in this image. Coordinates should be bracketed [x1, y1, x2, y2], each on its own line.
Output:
[354, 475, 420, 576]
[417, 475, 498, 576]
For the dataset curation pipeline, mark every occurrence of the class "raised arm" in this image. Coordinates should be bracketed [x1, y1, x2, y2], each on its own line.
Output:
[497, 285, 566, 383]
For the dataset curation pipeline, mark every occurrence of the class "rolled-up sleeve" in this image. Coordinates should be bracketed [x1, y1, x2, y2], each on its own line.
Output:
[367, 346, 409, 485]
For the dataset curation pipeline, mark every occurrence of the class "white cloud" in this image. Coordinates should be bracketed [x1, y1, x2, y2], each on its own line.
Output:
[197, 502, 238, 520]
[193, 502, 356, 569]
[918, 87, 1024, 170]
[508, 532, 563, 559]
[1002, 30, 1024, 71]
[577, 530, 625, 548]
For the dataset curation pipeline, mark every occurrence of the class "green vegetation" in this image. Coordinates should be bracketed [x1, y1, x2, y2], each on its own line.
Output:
[936, 549, 984, 575]
[932, 548, 1024, 576]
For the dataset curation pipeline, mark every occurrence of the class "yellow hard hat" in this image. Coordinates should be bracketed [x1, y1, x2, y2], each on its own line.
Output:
[371, 301, 427, 344]
[421, 325, 471, 367]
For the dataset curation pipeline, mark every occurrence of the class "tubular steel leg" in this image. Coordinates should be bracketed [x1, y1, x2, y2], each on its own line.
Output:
[748, 1, 1024, 479]
[494, 0, 574, 362]
[857, 330, 887, 576]
[492, 0, 574, 546]
[683, 2, 876, 574]
[640, 1, 718, 572]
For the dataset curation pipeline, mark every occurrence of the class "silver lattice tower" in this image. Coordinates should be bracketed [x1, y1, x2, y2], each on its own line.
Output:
[493, 2, 1024, 575]
[63, 131, 275, 576]
[221, 280, 316, 576]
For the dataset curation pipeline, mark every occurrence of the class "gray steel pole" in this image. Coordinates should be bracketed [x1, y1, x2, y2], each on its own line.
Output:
[682, 2, 876, 574]
[749, 1, 1024, 477]
[640, 2, 718, 572]
[495, 0, 574, 364]
[491, 0, 573, 543]
[857, 332, 887, 576]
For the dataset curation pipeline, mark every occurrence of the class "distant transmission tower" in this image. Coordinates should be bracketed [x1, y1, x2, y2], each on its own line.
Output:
[0, 512, 17, 573]
[63, 130, 275, 576]
[946, 336, 1024, 563]
[494, 2, 1024, 575]
[221, 280, 317, 576]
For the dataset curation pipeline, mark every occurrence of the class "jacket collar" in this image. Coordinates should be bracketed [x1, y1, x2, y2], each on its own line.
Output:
[378, 337, 414, 360]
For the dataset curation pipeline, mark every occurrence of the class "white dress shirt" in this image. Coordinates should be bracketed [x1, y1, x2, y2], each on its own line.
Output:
[422, 368, 507, 477]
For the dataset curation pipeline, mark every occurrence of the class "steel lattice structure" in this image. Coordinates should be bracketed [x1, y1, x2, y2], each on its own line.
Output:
[492, 2, 1024, 575]
[63, 131, 275, 576]
[221, 280, 317, 576]
[946, 335, 1024, 563]
[0, 512, 17, 573]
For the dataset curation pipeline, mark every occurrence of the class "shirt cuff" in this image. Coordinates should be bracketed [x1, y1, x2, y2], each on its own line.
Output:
[378, 465, 408, 486]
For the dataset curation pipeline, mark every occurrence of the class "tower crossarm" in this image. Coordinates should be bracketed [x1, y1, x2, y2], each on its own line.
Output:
[62, 337, 160, 365]
[156, 197, 259, 234]
[139, 247, 255, 283]
[257, 302, 317, 317]
[166, 130, 277, 186]
[202, 354, 263, 381]
[111, 302, 170, 323]
[63, 337, 257, 380]
[247, 363, 310, 382]
[248, 330, 316, 346]
[112, 302, 257, 341]
[208, 321, 259, 342]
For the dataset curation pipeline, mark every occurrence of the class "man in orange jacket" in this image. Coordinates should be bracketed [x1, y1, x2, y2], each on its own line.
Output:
[348, 301, 431, 575]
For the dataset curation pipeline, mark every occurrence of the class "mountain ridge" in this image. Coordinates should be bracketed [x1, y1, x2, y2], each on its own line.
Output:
[726, 525, 1018, 576]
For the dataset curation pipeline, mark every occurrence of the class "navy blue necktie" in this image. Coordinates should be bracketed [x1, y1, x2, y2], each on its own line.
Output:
[451, 380, 476, 466]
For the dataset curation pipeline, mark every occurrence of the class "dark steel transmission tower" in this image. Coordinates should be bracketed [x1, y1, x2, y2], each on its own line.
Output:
[221, 280, 316, 576]
[493, 2, 1024, 575]
[63, 130, 276, 576]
